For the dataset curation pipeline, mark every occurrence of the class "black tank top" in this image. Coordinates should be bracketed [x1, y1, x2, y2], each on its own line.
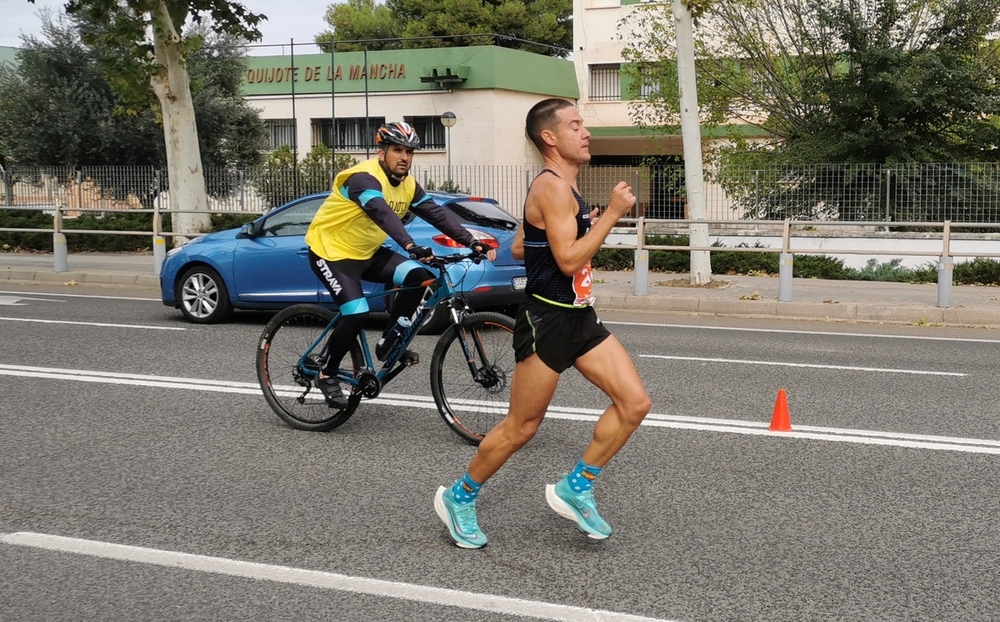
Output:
[522, 169, 595, 308]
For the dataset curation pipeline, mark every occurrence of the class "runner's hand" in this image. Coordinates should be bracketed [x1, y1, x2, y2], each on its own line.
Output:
[607, 181, 637, 220]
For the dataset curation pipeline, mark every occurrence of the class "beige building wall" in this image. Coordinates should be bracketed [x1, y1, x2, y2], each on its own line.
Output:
[572, 0, 638, 128]
[250, 89, 544, 169]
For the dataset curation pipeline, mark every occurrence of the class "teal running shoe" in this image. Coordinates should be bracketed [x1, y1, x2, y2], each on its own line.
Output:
[434, 486, 488, 549]
[545, 476, 612, 539]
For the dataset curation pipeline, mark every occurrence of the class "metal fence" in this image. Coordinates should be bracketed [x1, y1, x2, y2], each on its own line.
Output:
[5, 162, 1000, 224]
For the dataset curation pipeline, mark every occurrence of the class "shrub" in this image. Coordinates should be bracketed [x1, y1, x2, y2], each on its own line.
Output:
[953, 258, 1000, 285]
[845, 258, 913, 282]
[711, 242, 779, 275]
[793, 254, 848, 279]
[252, 145, 355, 209]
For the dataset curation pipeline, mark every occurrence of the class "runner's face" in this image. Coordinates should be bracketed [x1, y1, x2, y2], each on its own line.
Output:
[552, 107, 591, 164]
[381, 144, 415, 176]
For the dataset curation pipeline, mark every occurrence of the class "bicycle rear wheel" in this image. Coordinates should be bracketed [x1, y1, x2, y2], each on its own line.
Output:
[257, 304, 363, 431]
[430, 311, 515, 445]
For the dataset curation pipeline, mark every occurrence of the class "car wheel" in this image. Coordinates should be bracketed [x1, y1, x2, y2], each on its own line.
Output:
[177, 265, 233, 323]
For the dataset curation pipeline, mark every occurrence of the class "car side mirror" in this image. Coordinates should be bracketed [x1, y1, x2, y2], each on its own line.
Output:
[240, 222, 258, 238]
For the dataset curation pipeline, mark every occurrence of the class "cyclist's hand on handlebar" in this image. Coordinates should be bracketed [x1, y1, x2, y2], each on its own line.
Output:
[469, 241, 497, 263]
[407, 244, 434, 261]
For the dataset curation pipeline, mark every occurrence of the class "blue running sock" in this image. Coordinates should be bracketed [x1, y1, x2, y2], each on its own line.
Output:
[450, 472, 482, 505]
[567, 460, 602, 494]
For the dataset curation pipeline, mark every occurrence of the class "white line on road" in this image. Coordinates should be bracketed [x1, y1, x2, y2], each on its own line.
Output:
[0, 532, 675, 622]
[0, 290, 159, 302]
[1, 364, 997, 454]
[640, 354, 965, 376]
[607, 321, 1000, 344]
[0, 317, 184, 330]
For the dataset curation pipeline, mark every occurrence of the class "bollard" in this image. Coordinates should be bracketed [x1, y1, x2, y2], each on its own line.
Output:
[937, 256, 953, 308]
[778, 252, 793, 302]
[633, 249, 649, 296]
[53, 233, 68, 273]
[153, 236, 166, 276]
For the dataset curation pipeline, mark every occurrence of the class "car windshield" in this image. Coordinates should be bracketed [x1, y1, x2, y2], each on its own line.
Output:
[443, 201, 518, 231]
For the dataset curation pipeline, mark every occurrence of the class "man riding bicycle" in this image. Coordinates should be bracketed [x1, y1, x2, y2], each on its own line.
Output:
[305, 121, 494, 408]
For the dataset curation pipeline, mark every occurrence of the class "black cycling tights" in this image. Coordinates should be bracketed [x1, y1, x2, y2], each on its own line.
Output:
[309, 247, 431, 374]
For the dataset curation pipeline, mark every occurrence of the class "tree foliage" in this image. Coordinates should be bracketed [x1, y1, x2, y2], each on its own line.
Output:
[0, 14, 265, 171]
[24, 0, 268, 237]
[0, 12, 161, 167]
[1, 10, 266, 207]
[621, 0, 1000, 220]
[316, 0, 571, 57]
[315, 0, 400, 52]
[252, 144, 357, 209]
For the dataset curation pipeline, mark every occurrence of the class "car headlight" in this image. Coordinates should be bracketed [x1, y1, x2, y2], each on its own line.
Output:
[166, 247, 183, 258]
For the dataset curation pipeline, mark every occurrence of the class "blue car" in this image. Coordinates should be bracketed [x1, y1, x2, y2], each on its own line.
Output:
[160, 191, 526, 330]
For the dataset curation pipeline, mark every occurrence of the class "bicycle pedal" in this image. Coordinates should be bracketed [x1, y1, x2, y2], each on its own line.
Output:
[399, 350, 420, 365]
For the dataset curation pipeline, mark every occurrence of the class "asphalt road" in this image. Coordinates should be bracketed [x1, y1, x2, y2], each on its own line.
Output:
[2, 283, 999, 621]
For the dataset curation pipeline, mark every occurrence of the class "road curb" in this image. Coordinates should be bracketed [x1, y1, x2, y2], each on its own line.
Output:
[0, 269, 160, 289]
[597, 295, 1000, 327]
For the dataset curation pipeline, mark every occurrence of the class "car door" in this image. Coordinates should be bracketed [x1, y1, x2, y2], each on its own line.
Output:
[232, 197, 325, 304]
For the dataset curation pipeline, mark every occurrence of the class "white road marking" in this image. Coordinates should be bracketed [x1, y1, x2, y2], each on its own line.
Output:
[640, 354, 965, 376]
[0, 364, 996, 454]
[0, 290, 159, 302]
[0, 317, 183, 330]
[607, 321, 1000, 344]
[0, 295, 66, 306]
[0, 532, 675, 622]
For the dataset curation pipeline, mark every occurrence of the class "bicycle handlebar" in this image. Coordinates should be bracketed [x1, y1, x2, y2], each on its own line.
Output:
[410, 251, 488, 268]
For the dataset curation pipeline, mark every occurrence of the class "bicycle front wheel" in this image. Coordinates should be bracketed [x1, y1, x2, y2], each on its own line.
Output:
[430, 311, 516, 445]
[257, 304, 363, 432]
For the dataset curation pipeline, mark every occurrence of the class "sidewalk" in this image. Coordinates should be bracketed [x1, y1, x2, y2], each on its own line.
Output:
[2, 251, 999, 327]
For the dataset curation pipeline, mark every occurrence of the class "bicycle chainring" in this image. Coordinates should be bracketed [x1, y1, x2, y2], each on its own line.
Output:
[355, 370, 382, 398]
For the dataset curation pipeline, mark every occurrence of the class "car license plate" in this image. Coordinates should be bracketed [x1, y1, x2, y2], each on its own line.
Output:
[512, 276, 527, 290]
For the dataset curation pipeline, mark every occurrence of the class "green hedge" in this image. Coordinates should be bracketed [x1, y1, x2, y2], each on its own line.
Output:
[0, 209, 257, 252]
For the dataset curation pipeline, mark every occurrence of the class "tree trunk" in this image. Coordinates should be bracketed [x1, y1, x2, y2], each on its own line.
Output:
[149, 1, 211, 244]
[672, 0, 712, 285]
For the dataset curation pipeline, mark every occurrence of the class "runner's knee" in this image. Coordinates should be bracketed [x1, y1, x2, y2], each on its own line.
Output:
[619, 391, 651, 427]
[503, 417, 542, 448]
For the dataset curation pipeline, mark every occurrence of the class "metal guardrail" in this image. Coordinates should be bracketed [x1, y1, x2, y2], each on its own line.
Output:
[3, 205, 1000, 307]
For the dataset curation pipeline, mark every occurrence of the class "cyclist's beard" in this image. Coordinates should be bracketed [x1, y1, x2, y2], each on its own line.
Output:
[378, 157, 408, 184]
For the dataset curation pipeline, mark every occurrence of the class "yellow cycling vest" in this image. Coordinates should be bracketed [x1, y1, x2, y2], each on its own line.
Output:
[305, 158, 417, 261]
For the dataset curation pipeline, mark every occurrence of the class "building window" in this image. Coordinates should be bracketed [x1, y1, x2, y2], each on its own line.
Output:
[639, 63, 658, 99]
[589, 64, 621, 101]
[405, 116, 447, 149]
[265, 119, 296, 150]
[312, 117, 386, 150]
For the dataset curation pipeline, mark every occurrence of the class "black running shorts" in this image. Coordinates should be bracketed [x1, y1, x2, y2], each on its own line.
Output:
[512, 296, 611, 373]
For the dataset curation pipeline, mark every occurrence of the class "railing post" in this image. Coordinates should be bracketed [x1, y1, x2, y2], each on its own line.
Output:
[937, 220, 953, 308]
[53, 205, 68, 273]
[778, 218, 793, 302]
[2, 166, 12, 206]
[153, 198, 165, 276]
[634, 216, 648, 296]
[76, 169, 84, 211]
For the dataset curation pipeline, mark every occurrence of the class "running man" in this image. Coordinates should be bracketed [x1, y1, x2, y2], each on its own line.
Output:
[434, 98, 652, 548]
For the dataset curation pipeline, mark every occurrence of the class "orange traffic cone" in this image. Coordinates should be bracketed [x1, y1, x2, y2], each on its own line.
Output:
[769, 389, 792, 432]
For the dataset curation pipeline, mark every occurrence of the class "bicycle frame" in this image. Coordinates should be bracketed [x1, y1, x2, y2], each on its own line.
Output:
[296, 254, 480, 396]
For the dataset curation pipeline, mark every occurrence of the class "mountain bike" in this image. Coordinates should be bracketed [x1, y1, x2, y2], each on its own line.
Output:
[256, 252, 516, 445]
